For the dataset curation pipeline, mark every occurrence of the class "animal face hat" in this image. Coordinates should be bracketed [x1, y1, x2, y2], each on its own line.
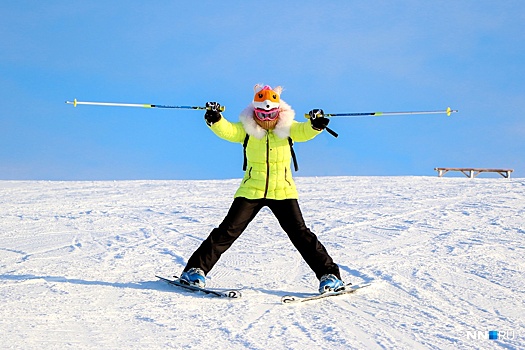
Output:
[252, 84, 283, 130]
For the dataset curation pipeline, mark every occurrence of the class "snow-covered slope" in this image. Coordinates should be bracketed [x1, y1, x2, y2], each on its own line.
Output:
[1, 177, 523, 349]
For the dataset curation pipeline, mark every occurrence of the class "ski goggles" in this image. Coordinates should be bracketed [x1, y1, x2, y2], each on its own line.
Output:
[254, 108, 280, 121]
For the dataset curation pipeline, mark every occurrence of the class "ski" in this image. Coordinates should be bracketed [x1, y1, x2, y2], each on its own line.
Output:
[156, 275, 242, 299]
[281, 283, 371, 304]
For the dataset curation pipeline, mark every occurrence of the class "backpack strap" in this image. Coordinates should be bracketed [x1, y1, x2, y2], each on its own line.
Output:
[288, 137, 299, 171]
[242, 134, 249, 171]
[242, 134, 299, 172]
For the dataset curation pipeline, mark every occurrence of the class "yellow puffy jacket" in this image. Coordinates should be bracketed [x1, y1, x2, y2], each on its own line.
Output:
[209, 100, 322, 200]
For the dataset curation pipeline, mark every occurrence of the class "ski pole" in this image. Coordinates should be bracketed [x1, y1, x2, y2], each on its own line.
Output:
[304, 107, 457, 119]
[65, 99, 226, 112]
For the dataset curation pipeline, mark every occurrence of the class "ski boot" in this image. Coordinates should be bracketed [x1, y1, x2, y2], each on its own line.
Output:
[179, 267, 206, 288]
[319, 274, 344, 294]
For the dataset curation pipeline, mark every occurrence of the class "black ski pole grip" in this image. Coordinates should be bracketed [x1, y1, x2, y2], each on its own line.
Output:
[326, 127, 338, 138]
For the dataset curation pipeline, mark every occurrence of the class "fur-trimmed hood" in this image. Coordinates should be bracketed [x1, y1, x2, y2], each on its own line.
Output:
[239, 100, 295, 139]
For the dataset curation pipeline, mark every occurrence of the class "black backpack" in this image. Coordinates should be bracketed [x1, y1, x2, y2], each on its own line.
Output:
[242, 134, 298, 172]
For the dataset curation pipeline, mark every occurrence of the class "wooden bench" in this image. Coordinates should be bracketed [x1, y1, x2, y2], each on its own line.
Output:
[434, 168, 513, 179]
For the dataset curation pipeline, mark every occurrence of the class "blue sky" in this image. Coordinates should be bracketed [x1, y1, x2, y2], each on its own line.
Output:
[1, 1, 524, 180]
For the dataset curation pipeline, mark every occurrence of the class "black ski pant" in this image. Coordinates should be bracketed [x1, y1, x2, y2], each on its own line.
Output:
[184, 197, 341, 280]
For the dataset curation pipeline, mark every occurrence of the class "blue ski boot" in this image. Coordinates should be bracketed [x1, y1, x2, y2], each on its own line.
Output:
[179, 268, 206, 288]
[319, 274, 344, 294]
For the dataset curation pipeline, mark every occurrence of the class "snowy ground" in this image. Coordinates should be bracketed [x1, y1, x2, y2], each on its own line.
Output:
[0, 176, 524, 349]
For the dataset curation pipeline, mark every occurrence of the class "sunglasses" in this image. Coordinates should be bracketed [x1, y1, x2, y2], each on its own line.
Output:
[254, 108, 280, 121]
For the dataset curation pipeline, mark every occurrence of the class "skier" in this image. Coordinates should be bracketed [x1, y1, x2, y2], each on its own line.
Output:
[180, 84, 344, 294]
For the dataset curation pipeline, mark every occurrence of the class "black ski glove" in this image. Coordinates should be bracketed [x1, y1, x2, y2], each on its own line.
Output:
[309, 109, 330, 131]
[205, 102, 222, 126]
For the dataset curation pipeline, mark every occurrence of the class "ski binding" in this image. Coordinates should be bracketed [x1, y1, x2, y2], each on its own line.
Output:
[156, 275, 242, 299]
[281, 283, 371, 304]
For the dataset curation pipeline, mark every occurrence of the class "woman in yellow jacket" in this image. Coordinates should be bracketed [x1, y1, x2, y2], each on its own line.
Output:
[181, 85, 343, 294]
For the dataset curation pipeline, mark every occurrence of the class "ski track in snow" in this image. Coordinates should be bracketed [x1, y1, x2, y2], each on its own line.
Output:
[0, 177, 524, 349]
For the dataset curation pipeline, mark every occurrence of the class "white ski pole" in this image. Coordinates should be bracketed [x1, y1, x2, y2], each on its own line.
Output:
[65, 99, 226, 111]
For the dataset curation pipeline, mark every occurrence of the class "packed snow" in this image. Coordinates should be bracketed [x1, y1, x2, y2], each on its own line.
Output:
[0, 176, 523, 349]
